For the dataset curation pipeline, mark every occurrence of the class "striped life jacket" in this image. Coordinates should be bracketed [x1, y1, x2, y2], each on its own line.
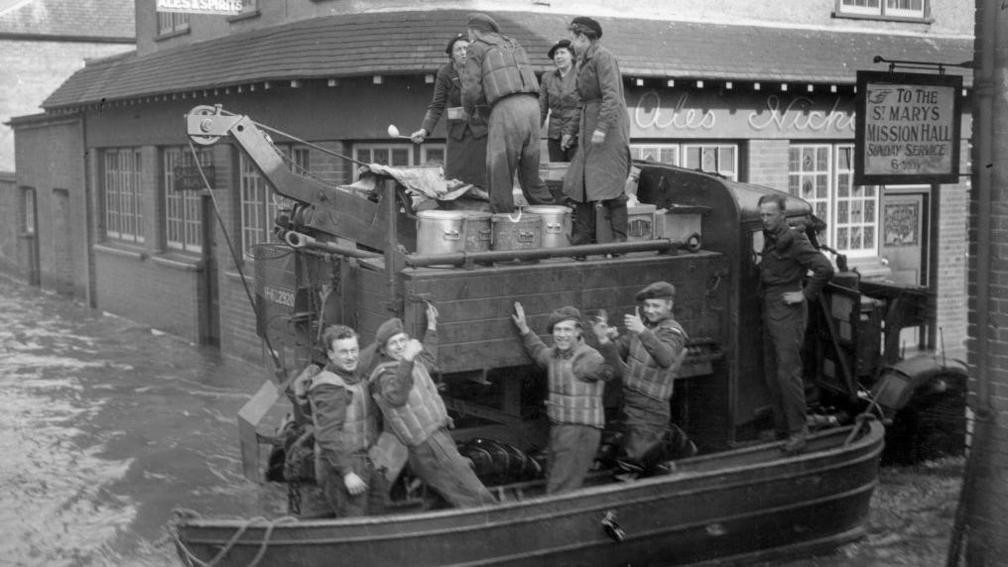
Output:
[623, 319, 688, 402]
[370, 360, 448, 447]
[545, 344, 605, 428]
[310, 370, 377, 453]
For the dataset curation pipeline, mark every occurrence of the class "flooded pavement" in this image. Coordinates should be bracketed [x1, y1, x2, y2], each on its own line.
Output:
[0, 279, 962, 566]
[0, 280, 275, 566]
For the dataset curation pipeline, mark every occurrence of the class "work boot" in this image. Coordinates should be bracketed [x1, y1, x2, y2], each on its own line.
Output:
[782, 431, 807, 455]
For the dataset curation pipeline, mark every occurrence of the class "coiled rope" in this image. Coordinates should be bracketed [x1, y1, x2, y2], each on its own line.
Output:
[169, 508, 298, 567]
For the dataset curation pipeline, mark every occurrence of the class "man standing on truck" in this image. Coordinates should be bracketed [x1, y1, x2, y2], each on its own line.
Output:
[590, 281, 690, 474]
[369, 305, 496, 508]
[461, 12, 555, 213]
[757, 193, 834, 454]
[299, 324, 388, 517]
[513, 303, 614, 493]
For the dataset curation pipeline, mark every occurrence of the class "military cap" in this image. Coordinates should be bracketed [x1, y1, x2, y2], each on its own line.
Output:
[375, 317, 405, 350]
[466, 12, 500, 33]
[548, 39, 573, 60]
[445, 32, 467, 55]
[569, 16, 602, 39]
[547, 305, 583, 333]
[635, 281, 676, 301]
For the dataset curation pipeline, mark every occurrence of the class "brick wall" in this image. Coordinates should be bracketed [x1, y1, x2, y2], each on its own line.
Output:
[937, 179, 969, 361]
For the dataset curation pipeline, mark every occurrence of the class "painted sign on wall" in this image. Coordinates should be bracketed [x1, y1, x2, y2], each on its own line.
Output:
[854, 71, 962, 184]
[156, 0, 242, 15]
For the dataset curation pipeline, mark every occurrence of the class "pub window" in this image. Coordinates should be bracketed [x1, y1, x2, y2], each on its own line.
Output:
[157, 11, 190, 35]
[630, 144, 680, 166]
[241, 0, 258, 10]
[789, 143, 879, 257]
[103, 148, 145, 244]
[352, 143, 414, 180]
[22, 187, 36, 235]
[836, 0, 927, 19]
[683, 144, 738, 181]
[163, 147, 210, 253]
[420, 144, 447, 167]
[238, 152, 289, 260]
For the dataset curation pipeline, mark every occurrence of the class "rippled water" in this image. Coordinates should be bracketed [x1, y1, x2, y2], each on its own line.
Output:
[0, 281, 278, 566]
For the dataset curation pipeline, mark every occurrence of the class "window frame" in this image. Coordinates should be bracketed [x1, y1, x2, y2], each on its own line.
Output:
[352, 143, 415, 180]
[835, 0, 929, 21]
[630, 142, 739, 181]
[156, 11, 190, 36]
[162, 147, 210, 254]
[788, 143, 880, 258]
[103, 148, 145, 244]
[22, 187, 36, 235]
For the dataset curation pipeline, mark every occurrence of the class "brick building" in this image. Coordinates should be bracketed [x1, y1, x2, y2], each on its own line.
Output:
[9, 0, 972, 367]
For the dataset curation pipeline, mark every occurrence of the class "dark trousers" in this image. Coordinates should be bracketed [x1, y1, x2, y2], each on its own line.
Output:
[316, 453, 388, 518]
[547, 138, 575, 162]
[486, 94, 554, 212]
[571, 195, 628, 245]
[761, 290, 809, 436]
[546, 423, 602, 494]
[409, 428, 496, 508]
[622, 389, 670, 462]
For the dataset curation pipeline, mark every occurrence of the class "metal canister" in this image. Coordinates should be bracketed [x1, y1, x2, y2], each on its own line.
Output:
[491, 212, 542, 250]
[416, 210, 466, 255]
[525, 205, 572, 248]
[461, 211, 493, 252]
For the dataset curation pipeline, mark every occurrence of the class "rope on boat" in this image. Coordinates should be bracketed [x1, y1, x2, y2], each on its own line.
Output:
[169, 508, 298, 567]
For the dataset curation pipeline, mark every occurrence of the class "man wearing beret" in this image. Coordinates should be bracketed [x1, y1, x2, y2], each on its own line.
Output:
[513, 302, 614, 493]
[461, 12, 555, 213]
[758, 193, 834, 454]
[592, 281, 689, 471]
[369, 304, 496, 507]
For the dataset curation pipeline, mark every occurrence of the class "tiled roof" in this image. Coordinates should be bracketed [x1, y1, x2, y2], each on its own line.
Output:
[0, 0, 134, 39]
[41, 9, 971, 109]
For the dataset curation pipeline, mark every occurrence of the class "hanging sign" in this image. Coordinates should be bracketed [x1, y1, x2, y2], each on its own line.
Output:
[854, 71, 962, 185]
[156, 0, 243, 15]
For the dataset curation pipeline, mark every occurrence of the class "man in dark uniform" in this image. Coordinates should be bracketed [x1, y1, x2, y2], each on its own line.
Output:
[461, 12, 554, 212]
[757, 193, 834, 454]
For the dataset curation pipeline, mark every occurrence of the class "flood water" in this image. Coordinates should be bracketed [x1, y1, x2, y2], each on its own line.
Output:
[0, 280, 276, 566]
[0, 279, 958, 566]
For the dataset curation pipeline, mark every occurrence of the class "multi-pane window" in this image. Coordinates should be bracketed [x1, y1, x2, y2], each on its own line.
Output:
[353, 144, 413, 180]
[157, 11, 190, 35]
[420, 144, 446, 167]
[22, 187, 36, 235]
[630, 143, 738, 180]
[239, 152, 277, 259]
[837, 0, 926, 19]
[789, 144, 879, 257]
[104, 148, 145, 243]
[163, 147, 210, 253]
[241, 0, 258, 11]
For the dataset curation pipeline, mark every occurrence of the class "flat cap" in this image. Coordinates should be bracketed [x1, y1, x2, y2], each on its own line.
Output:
[635, 281, 676, 301]
[569, 16, 602, 39]
[466, 12, 500, 33]
[547, 305, 583, 333]
[375, 317, 405, 350]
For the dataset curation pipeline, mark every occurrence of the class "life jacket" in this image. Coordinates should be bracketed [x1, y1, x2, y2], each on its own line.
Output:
[310, 370, 377, 453]
[545, 345, 605, 428]
[478, 36, 539, 106]
[623, 319, 688, 402]
[370, 360, 448, 447]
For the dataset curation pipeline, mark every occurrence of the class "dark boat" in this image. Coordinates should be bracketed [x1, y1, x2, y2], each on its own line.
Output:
[170, 419, 883, 567]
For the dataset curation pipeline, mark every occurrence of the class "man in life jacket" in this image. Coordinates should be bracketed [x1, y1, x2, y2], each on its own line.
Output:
[304, 324, 388, 517]
[512, 303, 614, 493]
[591, 281, 690, 471]
[461, 12, 555, 213]
[369, 304, 496, 508]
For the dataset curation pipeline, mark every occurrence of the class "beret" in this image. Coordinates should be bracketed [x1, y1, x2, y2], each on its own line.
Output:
[445, 32, 467, 55]
[466, 12, 500, 33]
[375, 317, 405, 350]
[569, 16, 602, 39]
[547, 39, 572, 60]
[547, 305, 583, 333]
[635, 281, 676, 302]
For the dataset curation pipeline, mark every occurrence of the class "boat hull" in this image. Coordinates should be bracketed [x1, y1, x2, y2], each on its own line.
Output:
[172, 421, 883, 567]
